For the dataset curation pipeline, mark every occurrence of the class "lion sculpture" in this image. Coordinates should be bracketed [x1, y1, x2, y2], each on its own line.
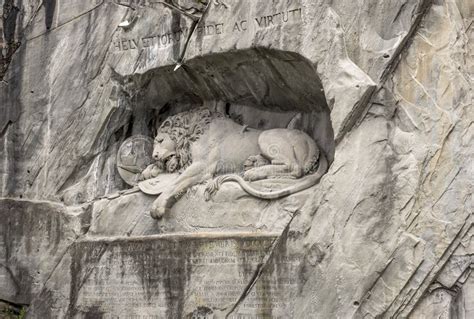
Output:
[141, 107, 328, 219]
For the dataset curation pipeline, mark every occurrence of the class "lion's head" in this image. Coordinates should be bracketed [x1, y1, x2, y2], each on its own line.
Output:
[152, 107, 224, 172]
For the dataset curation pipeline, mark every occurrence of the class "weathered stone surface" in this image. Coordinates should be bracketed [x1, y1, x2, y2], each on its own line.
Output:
[1, 0, 425, 201]
[0, 199, 88, 305]
[28, 232, 301, 319]
[410, 225, 473, 318]
[0, 0, 472, 318]
[284, 1, 473, 318]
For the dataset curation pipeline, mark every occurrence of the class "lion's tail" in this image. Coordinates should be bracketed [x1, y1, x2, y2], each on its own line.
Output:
[204, 154, 328, 200]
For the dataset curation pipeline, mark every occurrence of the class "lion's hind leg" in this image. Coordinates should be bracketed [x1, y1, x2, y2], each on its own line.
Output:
[243, 162, 300, 181]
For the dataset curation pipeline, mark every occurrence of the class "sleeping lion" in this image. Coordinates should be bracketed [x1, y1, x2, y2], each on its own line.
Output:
[141, 107, 328, 219]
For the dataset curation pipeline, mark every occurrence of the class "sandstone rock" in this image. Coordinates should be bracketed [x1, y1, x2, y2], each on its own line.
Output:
[0, 0, 472, 318]
[29, 232, 301, 319]
[0, 199, 88, 305]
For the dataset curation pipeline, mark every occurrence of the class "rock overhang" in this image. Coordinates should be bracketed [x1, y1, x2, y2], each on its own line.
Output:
[135, 48, 328, 114]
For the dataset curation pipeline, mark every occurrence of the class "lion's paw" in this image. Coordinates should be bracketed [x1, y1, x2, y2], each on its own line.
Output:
[150, 206, 169, 219]
[204, 178, 221, 200]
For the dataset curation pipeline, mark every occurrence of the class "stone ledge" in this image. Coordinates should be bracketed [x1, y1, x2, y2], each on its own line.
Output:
[80, 231, 281, 242]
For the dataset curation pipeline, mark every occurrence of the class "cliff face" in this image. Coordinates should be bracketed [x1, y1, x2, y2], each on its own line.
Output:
[0, 0, 472, 318]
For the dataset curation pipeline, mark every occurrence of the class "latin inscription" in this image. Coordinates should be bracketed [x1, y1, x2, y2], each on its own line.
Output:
[113, 7, 303, 52]
[114, 27, 190, 51]
[73, 237, 300, 318]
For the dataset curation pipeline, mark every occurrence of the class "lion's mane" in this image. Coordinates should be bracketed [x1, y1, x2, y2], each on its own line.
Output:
[157, 107, 224, 171]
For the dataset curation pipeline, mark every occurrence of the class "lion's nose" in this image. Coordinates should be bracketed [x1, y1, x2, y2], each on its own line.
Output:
[153, 152, 160, 160]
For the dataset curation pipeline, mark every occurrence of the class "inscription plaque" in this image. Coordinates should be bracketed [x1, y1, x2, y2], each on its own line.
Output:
[70, 234, 300, 318]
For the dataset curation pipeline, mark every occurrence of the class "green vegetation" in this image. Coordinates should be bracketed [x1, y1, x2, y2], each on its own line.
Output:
[1, 306, 27, 319]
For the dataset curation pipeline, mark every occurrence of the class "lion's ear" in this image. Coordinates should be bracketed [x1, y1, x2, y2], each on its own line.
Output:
[160, 119, 172, 130]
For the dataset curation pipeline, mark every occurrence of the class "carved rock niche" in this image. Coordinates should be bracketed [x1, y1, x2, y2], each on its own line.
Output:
[31, 50, 337, 319]
[98, 48, 334, 237]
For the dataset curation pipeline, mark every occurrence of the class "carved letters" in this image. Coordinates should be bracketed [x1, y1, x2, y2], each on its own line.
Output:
[114, 27, 190, 51]
[74, 237, 300, 317]
[112, 7, 303, 52]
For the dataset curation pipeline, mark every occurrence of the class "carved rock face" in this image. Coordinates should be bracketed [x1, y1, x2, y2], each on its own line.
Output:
[121, 106, 328, 219]
[1, 0, 472, 318]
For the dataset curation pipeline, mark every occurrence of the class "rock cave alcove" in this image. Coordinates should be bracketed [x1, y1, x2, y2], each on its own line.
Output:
[138, 48, 335, 162]
[104, 48, 336, 235]
[59, 48, 338, 318]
